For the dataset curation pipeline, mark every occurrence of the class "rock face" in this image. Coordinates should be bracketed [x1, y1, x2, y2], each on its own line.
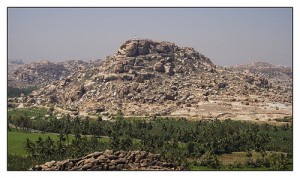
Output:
[30, 150, 184, 171]
[11, 39, 292, 120]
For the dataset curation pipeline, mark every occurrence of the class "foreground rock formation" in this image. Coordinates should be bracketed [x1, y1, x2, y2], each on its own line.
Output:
[30, 150, 183, 171]
[9, 39, 292, 121]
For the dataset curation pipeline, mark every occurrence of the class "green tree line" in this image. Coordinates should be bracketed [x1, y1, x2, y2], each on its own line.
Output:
[8, 86, 38, 98]
[8, 112, 292, 170]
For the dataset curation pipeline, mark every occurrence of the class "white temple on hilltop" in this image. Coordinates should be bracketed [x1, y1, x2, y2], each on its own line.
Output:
[133, 35, 140, 41]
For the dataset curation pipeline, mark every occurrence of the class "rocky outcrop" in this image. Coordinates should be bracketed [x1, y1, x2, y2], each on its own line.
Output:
[30, 150, 184, 171]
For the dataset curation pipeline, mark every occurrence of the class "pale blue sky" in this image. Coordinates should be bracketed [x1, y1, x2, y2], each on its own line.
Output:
[8, 8, 292, 66]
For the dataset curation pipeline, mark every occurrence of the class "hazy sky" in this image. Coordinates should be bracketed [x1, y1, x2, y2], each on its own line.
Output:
[8, 8, 292, 66]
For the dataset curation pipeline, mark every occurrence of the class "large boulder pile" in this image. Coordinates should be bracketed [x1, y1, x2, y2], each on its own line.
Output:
[30, 150, 184, 171]
[111, 39, 216, 77]
[9, 38, 292, 120]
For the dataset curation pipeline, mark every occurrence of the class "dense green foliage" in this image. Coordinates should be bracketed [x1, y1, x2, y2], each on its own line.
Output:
[8, 86, 38, 98]
[9, 115, 292, 154]
[8, 109, 293, 171]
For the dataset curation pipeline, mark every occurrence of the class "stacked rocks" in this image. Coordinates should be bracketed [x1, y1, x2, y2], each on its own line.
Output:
[30, 150, 184, 171]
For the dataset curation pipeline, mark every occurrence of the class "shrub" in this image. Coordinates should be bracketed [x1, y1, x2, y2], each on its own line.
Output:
[268, 153, 289, 170]
[198, 151, 221, 169]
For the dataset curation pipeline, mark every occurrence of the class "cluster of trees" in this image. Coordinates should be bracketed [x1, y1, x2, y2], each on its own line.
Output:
[8, 115, 32, 131]
[8, 111, 293, 170]
[7, 86, 37, 98]
[9, 114, 292, 155]
[23, 134, 110, 161]
[242, 150, 292, 170]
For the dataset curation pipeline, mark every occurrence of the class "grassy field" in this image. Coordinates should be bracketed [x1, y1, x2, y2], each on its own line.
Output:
[8, 129, 109, 156]
[8, 130, 69, 156]
[218, 151, 264, 165]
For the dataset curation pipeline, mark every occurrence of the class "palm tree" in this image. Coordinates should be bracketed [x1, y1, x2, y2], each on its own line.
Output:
[187, 141, 196, 156]
[35, 137, 45, 158]
[56, 133, 67, 158]
[120, 136, 133, 151]
[24, 138, 36, 157]
[62, 117, 71, 144]
[81, 117, 90, 135]
[44, 136, 55, 158]
[110, 132, 120, 150]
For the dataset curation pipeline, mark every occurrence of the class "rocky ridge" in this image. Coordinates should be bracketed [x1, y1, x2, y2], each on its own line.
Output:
[8, 59, 24, 86]
[227, 61, 292, 87]
[10, 39, 292, 120]
[8, 59, 103, 88]
[30, 150, 183, 171]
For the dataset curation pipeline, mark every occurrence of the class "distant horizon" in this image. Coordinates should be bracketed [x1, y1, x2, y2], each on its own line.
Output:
[8, 57, 292, 69]
[8, 8, 292, 67]
[8, 56, 292, 68]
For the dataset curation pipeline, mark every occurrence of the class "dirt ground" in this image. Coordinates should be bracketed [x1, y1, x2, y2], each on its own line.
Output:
[171, 100, 292, 121]
[120, 99, 292, 125]
[45, 98, 292, 125]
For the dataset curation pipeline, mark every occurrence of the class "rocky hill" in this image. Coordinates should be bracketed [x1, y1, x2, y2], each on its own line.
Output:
[11, 39, 292, 121]
[8, 59, 102, 88]
[30, 150, 183, 171]
[8, 59, 24, 85]
[227, 62, 292, 87]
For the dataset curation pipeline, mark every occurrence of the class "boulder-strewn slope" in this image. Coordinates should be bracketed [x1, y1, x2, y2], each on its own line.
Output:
[228, 61, 292, 87]
[8, 59, 24, 86]
[8, 60, 103, 88]
[30, 150, 183, 171]
[11, 39, 292, 120]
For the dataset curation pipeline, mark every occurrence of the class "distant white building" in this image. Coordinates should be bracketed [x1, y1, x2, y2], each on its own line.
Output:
[133, 35, 139, 41]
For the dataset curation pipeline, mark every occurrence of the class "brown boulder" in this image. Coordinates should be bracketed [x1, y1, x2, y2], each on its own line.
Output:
[153, 62, 165, 72]
[164, 63, 174, 76]
[114, 62, 124, 73]
[125, 42, 138, 57]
